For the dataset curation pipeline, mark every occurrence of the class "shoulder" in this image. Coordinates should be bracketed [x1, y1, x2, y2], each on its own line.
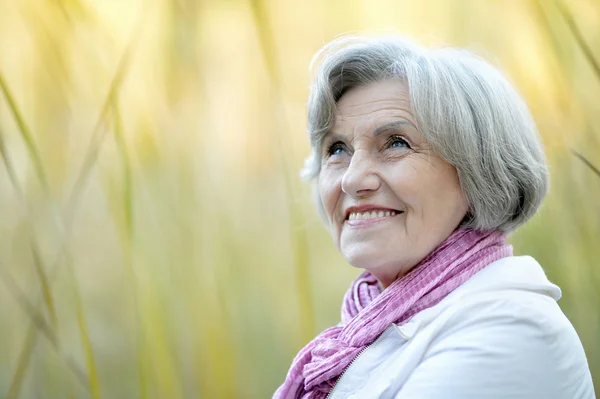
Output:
[410, 255, 564, 331]
[396, 256, 594, 398]
[418, 255, 586, 372]
[427, 288, 585, 370]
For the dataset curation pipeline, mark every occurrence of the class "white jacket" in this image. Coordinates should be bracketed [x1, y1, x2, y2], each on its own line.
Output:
[329, 256, 595, 398]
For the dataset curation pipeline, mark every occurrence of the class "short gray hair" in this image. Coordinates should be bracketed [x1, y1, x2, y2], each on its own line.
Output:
[302, 35, 548, 232]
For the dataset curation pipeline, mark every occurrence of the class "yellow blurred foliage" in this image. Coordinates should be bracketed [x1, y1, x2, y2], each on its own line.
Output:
[0, 0, 598, 397]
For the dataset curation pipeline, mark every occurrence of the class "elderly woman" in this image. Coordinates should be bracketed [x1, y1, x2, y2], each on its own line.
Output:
[274, 35, 595, 398]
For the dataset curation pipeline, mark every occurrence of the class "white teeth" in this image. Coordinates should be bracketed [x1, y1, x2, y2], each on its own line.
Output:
[348, 210, 400, 220]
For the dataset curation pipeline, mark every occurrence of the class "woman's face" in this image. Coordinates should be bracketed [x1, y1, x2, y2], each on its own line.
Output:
[318, 79, 468, 287]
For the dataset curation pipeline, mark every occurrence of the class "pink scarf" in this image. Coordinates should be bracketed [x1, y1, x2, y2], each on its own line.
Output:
[274, 229, 512, 399]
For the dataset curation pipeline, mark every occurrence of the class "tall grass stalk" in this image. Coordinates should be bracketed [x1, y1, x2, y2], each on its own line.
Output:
[555, 1, 600, 81]
[0, 126, 25, 203]
[5, 326, 38, 399]
[0, 124, 57, 328]
[573, 151, 600, 179]
[0, 72, 52, 197]
[0, 266, 89, 394]
[0, 267, 58, 348]
[249, 0, 316, 343]
[110, 101, 148, 399]
[55, 14, 147, 394]
[65, 6, 145, 222]
[73, 277, 101, 399]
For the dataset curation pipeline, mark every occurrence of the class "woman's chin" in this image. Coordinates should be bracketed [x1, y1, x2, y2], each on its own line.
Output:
[344, 252, 403, 278]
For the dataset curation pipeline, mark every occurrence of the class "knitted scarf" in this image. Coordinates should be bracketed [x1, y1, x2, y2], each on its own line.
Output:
[274, 229, 512, 399]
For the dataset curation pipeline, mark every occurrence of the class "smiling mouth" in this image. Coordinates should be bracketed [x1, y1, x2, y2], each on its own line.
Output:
[346, 210, 403, 221]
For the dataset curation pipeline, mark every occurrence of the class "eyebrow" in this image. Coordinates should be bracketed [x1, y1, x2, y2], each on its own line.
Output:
[322, 119, 418, 147]
[373, 120, 417, 136]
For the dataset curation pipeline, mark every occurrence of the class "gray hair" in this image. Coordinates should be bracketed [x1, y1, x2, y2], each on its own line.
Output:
[302, 35, 548, 232]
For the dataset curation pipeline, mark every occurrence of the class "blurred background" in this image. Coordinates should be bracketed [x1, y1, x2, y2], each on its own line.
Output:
[0, 0, 598, 397]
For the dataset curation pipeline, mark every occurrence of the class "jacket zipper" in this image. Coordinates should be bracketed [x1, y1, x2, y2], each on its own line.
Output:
[325, 344, 371, 399]
[325, 331, 387, 399]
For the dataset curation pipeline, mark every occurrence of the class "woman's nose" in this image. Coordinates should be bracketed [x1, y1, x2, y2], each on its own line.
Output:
[341, 151, 381, 197]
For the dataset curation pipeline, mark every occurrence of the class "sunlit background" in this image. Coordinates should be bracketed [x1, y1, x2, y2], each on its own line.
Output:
[0, 0, 598, 397]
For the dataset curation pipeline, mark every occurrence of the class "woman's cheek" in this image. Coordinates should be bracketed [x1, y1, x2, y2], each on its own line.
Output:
[319, 170, 341, 225]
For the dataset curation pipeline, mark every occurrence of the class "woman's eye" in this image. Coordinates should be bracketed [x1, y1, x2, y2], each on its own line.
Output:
[327, 142, 347, 156]
[387, 135, 410, 149]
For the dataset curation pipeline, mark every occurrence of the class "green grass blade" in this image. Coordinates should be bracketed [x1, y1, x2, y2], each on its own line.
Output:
[0, 265, 90, 393]
[136, 330, 149, 399]
[0, 122, 63, 392]
[573, 150, 600, 179]
[0, 126, 26, 203]
[111, 102, 134, 246]
[111, 101, 148, 399]
[5, 325, 38, 399]
[65, 6, 146, 222]
[75, 294, 101, 399]
[0, 123, 57, 327]
[249, 0, 316, 341]
[0, 72, 52, 195]
[30, 242, 58, 327]
[0, 267, 57, 346]
[555, 1, 600, 81]
[532, 1, 564, 66]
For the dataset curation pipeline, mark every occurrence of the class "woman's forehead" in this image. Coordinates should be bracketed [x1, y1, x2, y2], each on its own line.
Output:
[332, 80, 417, 130]
[336, 79, 411, 110]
